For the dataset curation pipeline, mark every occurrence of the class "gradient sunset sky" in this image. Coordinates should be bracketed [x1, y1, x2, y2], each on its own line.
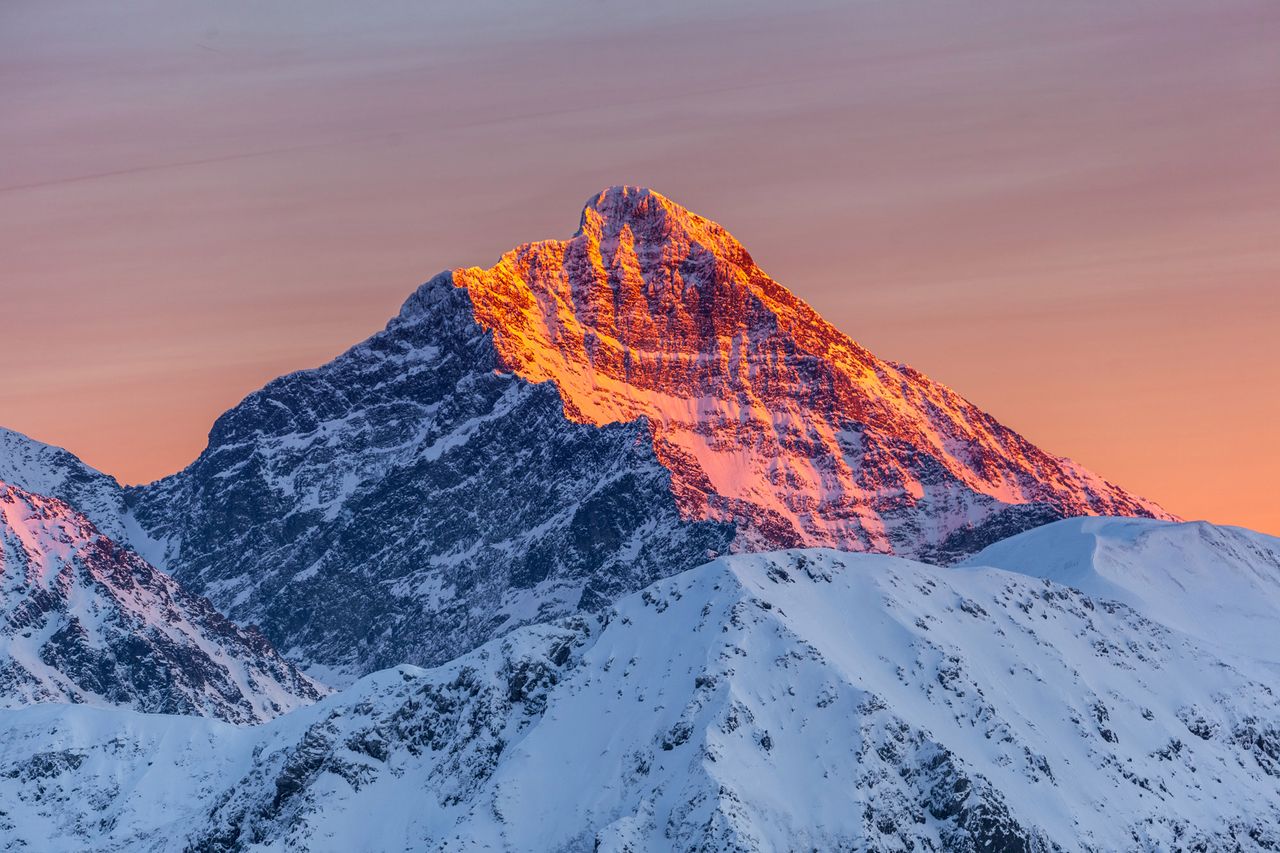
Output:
[3, 0, 1278, 533]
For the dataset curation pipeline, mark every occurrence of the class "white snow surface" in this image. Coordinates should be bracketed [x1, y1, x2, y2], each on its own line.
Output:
[962, 516, 1280, 666]
[2, 540, 1278, 851]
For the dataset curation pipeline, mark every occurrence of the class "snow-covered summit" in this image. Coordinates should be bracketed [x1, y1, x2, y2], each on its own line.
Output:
[577, 185, 751, 267]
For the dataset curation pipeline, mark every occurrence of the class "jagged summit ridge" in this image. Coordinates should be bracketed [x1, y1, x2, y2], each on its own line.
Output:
[578, 185, 754, 269]
[453, 186, 1172, 557]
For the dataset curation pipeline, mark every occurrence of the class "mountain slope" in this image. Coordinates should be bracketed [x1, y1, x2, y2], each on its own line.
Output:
[126, 280, 732, 684]
[455, 186, 1173, 557]
[963, 516, 1280, 665]
[0, 481, 323, 723]
[1, 548, 1277, 851]
[0, 427, 127, 541]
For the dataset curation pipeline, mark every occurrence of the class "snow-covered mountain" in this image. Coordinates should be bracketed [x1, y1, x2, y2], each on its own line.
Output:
[0, 480, 324, 723]
[963, 516, 1280, 666]
[101, 187, 1167, 682]
[2, 546, 1277, 852]
[0, 427, 127, 541]
[1, 186, 1270, 851]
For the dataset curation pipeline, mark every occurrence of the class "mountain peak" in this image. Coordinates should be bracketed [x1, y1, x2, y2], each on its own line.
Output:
[575, 185, 754, 273]
[579, 185, 688, 235]
[579, 185, 678, 231]
[454, 189, 1171, 556]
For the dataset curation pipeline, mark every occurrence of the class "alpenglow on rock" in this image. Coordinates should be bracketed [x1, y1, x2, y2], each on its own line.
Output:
[4, 187, 1171, 685]
[454, 186, 1173, 558]
[0, 481, 323, 723]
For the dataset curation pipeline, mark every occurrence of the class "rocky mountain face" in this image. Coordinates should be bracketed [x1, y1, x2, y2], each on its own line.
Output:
[92, 187, 1164, 683]
[455, 186, 1174, 557]
[126, 281, 732, 684]
[0, 480, 323, 724]
[2, 543, 1277, 852]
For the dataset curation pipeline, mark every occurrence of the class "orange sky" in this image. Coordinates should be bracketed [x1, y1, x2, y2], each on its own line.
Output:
[2, 0, 1278, 534]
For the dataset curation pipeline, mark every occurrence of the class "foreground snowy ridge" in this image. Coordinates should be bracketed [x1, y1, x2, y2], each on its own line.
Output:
[2, 536, 1277, 851]
[963, 515, 1280, 666]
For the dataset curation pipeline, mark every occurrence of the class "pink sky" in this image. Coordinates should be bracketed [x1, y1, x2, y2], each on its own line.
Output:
[2, 0, 1278, 533]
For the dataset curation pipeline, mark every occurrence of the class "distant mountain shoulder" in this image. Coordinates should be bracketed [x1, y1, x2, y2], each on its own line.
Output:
[0, 427, 127, 540]
[0, 480, 324, 723]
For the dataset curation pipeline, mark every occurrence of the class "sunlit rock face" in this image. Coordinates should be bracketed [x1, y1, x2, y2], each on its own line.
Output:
[0, 481, 323, 723]
[455, 186, 1173, 558]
